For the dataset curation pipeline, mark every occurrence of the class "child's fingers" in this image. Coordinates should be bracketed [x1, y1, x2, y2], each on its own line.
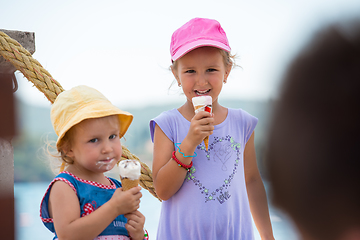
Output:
[124, 210, 145, 222]
[125, 224, 143, 240]
[125, 212, 144, 227]
[193, 111, 214, 127]
[198, 117, 214, 126]
[193, 110, 212, 120]
[125, 218, 143, 232]
[127, 186, 142, 194]
[125, 211, 145, 238]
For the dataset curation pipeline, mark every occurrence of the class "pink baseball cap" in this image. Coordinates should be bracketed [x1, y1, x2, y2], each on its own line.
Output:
[170, 18, 231, 61]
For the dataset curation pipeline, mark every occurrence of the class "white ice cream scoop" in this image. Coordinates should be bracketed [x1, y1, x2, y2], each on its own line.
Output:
[192, 96, 212, 113]
[118, 159, 141, 180]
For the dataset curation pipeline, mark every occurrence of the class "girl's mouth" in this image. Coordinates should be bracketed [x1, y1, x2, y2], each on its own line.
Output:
[195, 89, 210, 95]
[96, 157, 116, 170]
[101, 157, 113, 163]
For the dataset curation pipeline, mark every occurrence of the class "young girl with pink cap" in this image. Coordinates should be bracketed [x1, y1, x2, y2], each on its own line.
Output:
[40, 85, 148, 240]
[150, 18, 275, 239]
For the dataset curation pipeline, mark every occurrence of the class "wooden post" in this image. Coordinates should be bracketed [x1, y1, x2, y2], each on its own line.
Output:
[0, 29, 35, 240]
[0, 73, 16, 240]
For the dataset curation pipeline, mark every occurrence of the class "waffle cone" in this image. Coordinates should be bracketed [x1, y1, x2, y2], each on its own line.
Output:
[204, 136, 209, 151]
[195, 105, 203, 111]
[121, 177, 139, 191]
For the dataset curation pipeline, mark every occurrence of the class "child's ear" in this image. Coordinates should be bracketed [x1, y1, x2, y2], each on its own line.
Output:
[171, 66, 181, 84]
[66, 149, 74, 158]
[63, 146, 74, 158]
[224, 64, 232, 82]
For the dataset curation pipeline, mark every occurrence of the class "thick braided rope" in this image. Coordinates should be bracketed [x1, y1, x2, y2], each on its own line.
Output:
[0, 31, 63, 103]
[0, 30, 160, 201]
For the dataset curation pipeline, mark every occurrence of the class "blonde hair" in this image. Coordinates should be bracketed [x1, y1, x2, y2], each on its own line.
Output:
[45, 125, 76, 173]
[56, 126, 77, 171]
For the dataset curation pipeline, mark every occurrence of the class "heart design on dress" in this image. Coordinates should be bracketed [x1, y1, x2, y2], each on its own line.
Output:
[186, 135, 242, 203]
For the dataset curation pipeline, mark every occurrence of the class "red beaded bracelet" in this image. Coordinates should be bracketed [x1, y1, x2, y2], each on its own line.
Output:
[172, 151, 193, 172]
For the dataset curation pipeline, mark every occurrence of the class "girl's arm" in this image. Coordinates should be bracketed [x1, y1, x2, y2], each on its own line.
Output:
[244, 132, 275, 240]
[49, 181, 141, 240]
[152, 111, 213, 200]
[152, 124, 193, 200]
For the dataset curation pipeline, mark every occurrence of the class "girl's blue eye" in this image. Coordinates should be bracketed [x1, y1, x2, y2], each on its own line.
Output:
[89, 138, 98, 143]
[185, 69, 195, 73]
[207, 68, 217, 72]
[109, 134, 117, 139]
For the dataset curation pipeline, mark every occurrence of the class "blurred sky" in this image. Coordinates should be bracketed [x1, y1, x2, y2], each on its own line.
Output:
[2, 0, 360, 109]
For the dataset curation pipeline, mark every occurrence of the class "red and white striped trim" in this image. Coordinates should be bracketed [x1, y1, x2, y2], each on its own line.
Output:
[42, 217, 53, 223]
[54, 236, 130, 240]
[62, 171, 116, 189]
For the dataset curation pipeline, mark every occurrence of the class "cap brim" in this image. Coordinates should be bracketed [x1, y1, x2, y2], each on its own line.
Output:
[172, 39, 231, 61]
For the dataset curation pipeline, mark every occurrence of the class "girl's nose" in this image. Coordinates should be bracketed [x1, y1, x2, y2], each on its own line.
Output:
[101, 143, 112, 154]
[197, 73, 207, 86]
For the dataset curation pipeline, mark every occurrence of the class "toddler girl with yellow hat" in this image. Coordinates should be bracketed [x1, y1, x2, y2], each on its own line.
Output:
[40, 85, 148, 240]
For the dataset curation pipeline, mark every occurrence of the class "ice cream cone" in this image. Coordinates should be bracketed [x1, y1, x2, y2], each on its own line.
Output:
[204, 136, 209, 151]
[192, 96, 212, 151]
[120, 177, 140, 191]
[118, 159, 141, 191]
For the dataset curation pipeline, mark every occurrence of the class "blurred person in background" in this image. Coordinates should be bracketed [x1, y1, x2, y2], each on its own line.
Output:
[265, 18, 360, 240]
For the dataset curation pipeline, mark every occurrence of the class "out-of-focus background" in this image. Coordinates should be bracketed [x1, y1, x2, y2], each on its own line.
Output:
[2, 0, 359, 239]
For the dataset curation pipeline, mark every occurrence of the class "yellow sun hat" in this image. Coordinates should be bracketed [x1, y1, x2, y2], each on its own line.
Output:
[51, 85, 133, 148]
